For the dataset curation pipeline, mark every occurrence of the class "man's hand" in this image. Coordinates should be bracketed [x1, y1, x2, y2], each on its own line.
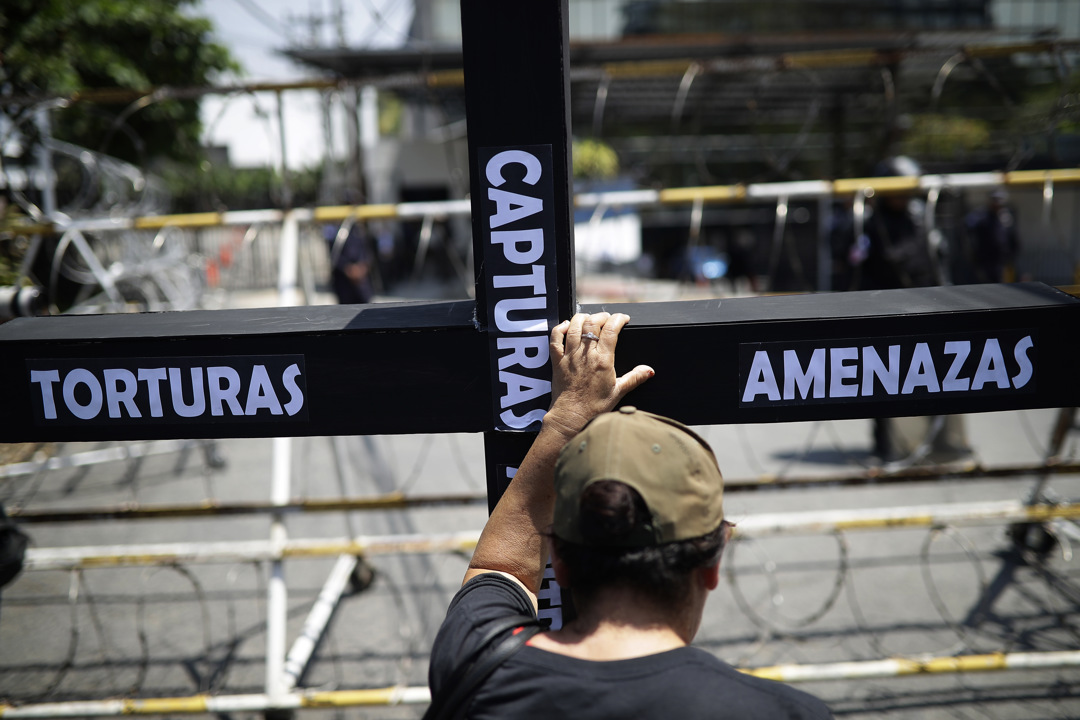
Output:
[463, 312, 654, 598]
[544, 312, 654, 437]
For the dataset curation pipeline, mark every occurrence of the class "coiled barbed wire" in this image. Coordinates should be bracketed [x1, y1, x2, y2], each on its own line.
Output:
[722, 521, 1079, 664]
[30, 568, 82, 701]
[725, 530, 849, 633]
[3, 408, 1076, 712]
[919, 525, 989, 655]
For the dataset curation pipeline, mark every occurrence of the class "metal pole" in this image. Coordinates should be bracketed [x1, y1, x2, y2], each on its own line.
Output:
[4, 650, 1080, 717]
[23, 530, 484, 571]
[266, 209, 302, 712]
[22, 501, 1080, 571]
[0, 440, 191, 479]
[276, 90, 293, 209]
[266, 436, 291, 706]
[9, 459, 1080, 520]
[282, 553, 357, 690]
[278, 437, 362, 690]
[9, 169, 1080, 236]
[816, 194, 831, 292]
[746, 650, 1080, 683]
[277, 211, 303, 307]
[35, 107, 57, 219]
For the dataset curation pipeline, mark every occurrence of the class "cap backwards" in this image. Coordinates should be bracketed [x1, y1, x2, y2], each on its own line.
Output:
[553, 407, 725, 547]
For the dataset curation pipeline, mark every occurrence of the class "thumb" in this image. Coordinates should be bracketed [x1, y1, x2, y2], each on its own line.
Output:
[613, 365, 655, 401]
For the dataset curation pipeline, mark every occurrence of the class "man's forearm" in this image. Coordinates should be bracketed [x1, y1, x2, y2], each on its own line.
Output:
[465, 420, 577, 594]
[460, 312, 652, 600]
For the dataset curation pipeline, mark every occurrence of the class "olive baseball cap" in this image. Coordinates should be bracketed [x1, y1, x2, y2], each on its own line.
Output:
[553, 407, 725, 547]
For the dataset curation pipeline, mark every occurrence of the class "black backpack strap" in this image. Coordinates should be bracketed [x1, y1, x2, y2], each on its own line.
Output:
[425, 614, 544, 720]
[434, 613, 537, 697]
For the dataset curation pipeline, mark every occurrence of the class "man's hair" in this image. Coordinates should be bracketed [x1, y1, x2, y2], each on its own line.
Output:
[552, 480, 728, 607]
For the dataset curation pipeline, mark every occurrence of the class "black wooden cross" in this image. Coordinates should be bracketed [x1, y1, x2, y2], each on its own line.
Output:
[1, 0, 1079, 627]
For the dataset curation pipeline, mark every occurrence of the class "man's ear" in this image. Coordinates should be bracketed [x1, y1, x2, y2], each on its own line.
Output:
[721, 520, 734, 548]
[701, 562, 720, 591]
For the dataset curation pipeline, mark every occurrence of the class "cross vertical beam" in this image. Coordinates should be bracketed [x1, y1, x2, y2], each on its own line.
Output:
[463, 0, 576, 327]
[461, 0, 576, 483]
[461, 0, 576, 628]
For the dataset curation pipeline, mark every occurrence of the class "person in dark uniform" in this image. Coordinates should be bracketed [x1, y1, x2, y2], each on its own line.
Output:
[851, 157, 939, 292]
[965, 189, 1020, 284]
[327, 223, 373, 305]
[846, 157, 969, 464]
[427, 312, 833, 719]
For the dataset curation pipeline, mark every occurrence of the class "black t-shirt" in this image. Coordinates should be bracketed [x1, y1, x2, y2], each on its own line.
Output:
[429, 573, 833, 719]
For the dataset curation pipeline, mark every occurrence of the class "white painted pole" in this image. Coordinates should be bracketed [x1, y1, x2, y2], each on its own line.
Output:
[0, 687, 430, 718]
[32, 167, 1080, 235]
[276, 211, 303, 308]
[35, 108, 57, 219]
[22, 530, 483, 570]
[265, 435, 291, 704]
[22, 501, 1080, 571]
[266, 208, 302, 704]
[746, 650, 1080, 683]
[278, 440, 364, 690]
[282, 554, 358, 690]
[0, 440, 191, 479]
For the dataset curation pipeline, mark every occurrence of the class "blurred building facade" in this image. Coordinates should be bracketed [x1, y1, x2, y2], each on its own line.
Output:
[283, 0, 1080, 290]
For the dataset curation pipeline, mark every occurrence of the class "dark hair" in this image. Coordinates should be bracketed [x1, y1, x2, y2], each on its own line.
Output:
[552, 481, 728, 608]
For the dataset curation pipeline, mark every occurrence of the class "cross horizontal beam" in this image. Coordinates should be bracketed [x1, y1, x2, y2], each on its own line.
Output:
[0, 283, 1075, 443]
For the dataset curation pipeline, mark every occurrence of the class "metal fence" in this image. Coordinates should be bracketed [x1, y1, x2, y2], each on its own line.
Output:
[8, 169, 1080, 319]
[2, 171, 1080, 718]
[2, 411, 1078, 717]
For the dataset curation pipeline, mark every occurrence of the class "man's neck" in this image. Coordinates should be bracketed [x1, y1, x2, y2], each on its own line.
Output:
[528, 592, 695, 661]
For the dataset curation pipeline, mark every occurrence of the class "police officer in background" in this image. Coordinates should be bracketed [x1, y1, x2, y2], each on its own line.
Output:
[849, 156, 940, 292]
[846, 157, 970, 464]
[326, 223, 374, 305]
[964, 188, 1020, 284]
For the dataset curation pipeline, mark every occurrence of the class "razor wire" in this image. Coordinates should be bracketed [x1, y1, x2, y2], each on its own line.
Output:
[5, 172, 1080, 313]
[2, 416, 1080, 647]
[719, 521, 1080, 668]
[4, 503, 1079, 715]
[5, 83, 1080, 314]
[3, 218, 341, 317]
[0, 123, 1077, 720]
[2, 48, 1080, 720]
[2, 555, 466, 704]
[7, 560, 273, 704]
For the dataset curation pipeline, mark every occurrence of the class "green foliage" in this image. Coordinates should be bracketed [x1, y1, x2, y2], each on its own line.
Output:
[160, 161, 323, 213]
[0, 251, 21, 287]
[1, 0, 239, 165]
[1012, 70, 1080, 136]
[900, 114, 992, 160]
[0, 212, 29, 286]
[573, 138, 619, 180]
